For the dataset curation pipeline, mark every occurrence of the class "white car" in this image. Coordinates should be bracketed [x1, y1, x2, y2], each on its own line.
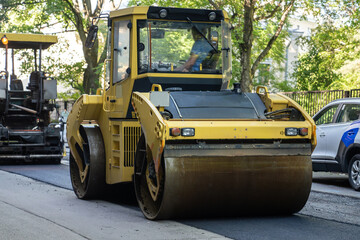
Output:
[312, 98, 360, 191]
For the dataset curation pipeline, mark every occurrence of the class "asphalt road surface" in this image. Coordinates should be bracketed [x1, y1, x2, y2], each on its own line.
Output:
[0, 161, 359, 240]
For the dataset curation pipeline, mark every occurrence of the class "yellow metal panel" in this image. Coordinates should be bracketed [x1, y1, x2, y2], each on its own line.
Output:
[0, 33, 57, 49]
[278, 93, 317, 146]
[122, 121, 141, 181]
[110, 6, 149, 18]
[222, 10, 230, 20]
[165, 120, 314, 140]
[132, 92, 166, 173]
[66, 95, 103, 178]
[107, 120, 141, 183]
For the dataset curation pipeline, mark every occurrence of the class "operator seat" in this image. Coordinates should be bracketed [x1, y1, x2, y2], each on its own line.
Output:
[10, 79, 24, 90]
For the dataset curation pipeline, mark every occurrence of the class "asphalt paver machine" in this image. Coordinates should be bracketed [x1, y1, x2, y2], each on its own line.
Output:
[67, 6, 316, 219]
[0, 33, 63, 163]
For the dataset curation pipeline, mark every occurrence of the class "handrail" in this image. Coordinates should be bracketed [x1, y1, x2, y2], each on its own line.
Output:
[151, 84, 163, 92]
[96, 88, 102, 95]
[255, 85, 269, 98]
[102, 59, 111, 112]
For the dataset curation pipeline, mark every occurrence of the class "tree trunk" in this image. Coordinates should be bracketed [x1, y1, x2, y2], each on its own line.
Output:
[240, 0, 254, 93]
[82, 35, 99, 94]
[83, 65, 99, 94]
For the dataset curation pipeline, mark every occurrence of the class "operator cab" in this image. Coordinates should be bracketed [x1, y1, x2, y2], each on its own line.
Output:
[86, 6, 232, 118]
[100, 6, 232, 92]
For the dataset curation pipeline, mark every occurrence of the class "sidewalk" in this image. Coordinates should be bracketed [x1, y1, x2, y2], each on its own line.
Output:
[0, 170, 228, 240]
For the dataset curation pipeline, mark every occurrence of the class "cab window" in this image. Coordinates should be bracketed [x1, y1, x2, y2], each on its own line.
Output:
[137, 20, 222, 74]
[113, 20, 130, 84]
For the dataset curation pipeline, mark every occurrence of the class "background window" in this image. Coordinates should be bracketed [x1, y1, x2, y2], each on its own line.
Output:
[337, 104, 360, 123]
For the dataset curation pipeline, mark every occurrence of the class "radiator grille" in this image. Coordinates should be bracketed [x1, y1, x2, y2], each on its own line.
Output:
[124, 126, 141, 167]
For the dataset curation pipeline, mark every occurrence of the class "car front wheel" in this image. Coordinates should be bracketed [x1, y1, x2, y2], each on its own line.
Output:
[348, 154, 360, 191]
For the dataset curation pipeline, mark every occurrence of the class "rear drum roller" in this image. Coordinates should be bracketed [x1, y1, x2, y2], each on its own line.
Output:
[70, 126, 106, 199]
[134, 135, 165, 220]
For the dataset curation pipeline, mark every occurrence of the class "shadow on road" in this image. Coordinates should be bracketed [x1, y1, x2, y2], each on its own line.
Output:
[312, 172, 351, 189]
[103, 182, 138, 209]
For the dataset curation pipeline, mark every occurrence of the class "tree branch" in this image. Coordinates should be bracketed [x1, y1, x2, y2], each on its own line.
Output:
[63, 0, 86, 43]
[93, 0, 104, 17]
[254, 2, 281, 21]
[208, 0, 220, 10]
[110, 0, 122, 10]
[257, 0, 277, 10]
[62, 12, 77, 30]
[83, 0, 91, 20]
[251, 0, 295, 77]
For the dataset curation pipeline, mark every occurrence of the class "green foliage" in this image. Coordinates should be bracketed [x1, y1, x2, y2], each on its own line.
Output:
[292, 47, 341, 91]
[293, 22, 360, 91]
[58, 91, 81, 100]
[331, 58, 360, 90]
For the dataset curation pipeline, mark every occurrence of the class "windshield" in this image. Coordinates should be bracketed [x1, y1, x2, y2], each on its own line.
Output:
[138, 20, 222, 74]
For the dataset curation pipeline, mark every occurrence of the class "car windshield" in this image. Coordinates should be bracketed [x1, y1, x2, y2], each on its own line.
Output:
[138, 20, 222, 74]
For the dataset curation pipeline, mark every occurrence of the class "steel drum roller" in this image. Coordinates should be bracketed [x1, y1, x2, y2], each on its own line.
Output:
[135, 141, 312, 220]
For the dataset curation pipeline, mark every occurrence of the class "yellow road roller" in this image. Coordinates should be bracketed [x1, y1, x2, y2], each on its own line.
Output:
[67, 6, 316, 220]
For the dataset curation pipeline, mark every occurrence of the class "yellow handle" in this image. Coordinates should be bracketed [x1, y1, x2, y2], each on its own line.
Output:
[256, 86, 269, 97]
[151, 84, 163, 92]
[96, 88, 103, 95]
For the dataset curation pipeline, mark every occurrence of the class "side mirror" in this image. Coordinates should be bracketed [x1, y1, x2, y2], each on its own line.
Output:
[85, 25, 99, 48]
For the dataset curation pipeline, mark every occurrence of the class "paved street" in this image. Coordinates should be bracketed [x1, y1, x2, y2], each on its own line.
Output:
[0, 161, 359, 240]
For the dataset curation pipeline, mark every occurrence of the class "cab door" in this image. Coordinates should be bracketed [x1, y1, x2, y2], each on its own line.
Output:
[106, 19, 132, 117]
[106, 18, 134, 184]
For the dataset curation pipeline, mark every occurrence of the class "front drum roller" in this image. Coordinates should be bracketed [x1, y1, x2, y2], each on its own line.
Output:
[134, 136, 312, 220]
[70, 126, 106, 199]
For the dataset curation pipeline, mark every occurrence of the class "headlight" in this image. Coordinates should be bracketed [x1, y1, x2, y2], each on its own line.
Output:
[170, 127, 195, 137]
[159, 9, 167, 18]
[285, 128, 298, 136]
[181, 128, 195, 137]
[208, 12, 216, 21]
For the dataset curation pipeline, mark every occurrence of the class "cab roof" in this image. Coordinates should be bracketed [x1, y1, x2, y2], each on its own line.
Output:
[110, 6, 227, 21]
[0, 33, 58, 49]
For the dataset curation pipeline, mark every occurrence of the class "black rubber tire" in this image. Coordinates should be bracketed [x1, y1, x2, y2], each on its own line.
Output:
[348, 154, 360, 191]
[70, 126, 106, 199]
[134, 135, 165, 220]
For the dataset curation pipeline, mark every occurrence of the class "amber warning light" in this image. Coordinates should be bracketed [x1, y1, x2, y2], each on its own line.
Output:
[1, 35, 8, 45]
